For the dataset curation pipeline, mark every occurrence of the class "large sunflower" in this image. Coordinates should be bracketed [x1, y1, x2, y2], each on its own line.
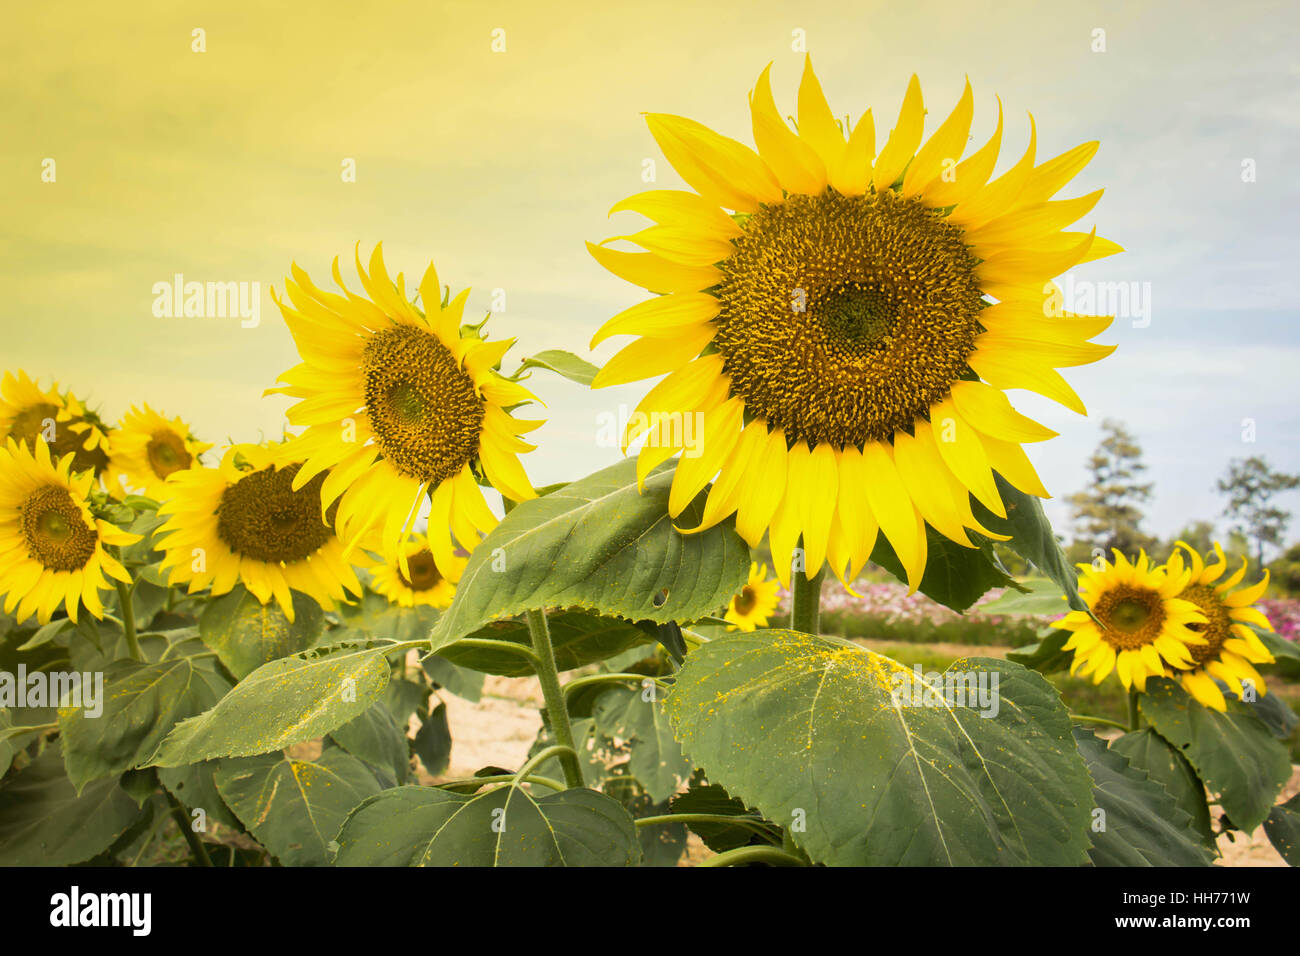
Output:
[1058, 551, 1206, 692]
[724, 561, 781, 631]
[1163, 542, 1276, 711]
[156, 443, 364, 620]
[0, 369, 112, 478]
[269, 245, 541, 581]
[370, 533, 460, 609]
[106, 403, 211, 499]
[0, 438, 138, 625]
[589, 60, 1119, 589]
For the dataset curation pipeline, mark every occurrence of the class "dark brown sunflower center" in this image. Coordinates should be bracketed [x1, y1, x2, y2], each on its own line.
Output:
[21, 484, 98, 571]
[147, 430, 192, 478]
[398, 549, 443, 591]
[714, 189, 984, 447]
[215, 463, 334, 563]
[362, 324, 485, 484]
[8, 402, 111, 475]
[1180, 584, 1232, 666]
[1094, 585, 1167, 650]
[732, 586, 758, 616]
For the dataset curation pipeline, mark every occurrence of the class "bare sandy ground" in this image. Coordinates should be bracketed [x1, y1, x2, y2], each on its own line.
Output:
[425, 668, 1295, 867]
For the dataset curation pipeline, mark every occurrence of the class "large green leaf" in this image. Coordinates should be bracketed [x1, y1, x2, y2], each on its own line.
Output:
[430, 458, 749, 652]
[1110, 728, 1214, 848]
[215, 749, 381, 866]
[1006, 629, 1072, 675]
[157, 760, 243, 831]
[1074, 729, 1215, 866]
[334, 782, 641, 866]
[592, 685, 692, 804]
[0, 742, 141, 865]
[199, 585, 325, 679]
[979, 578, 1072, 617]
[58, 657, 228, 792]
[870, 524, 1014, 612]
[665, 630, 1094, 865]
[328, 701, 410, 785]
[1139, 677, 1291, 832]
[439, 611, 649, 677]
[669, 782, 781, 853]
[335, 593, 439, 644]
[1263, 792, 1300, 866]
[150, 645, 391, 766]
[975, 476, 1087, 612]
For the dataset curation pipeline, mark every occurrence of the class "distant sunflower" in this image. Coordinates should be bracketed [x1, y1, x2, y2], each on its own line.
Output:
[0, 369, 112, 477]
[156, 443, 363, 620]
[1163, 542, 1276, 711]
[370, 533, 459, 609]
[0, 438, 138, 625]
[589, 59, 1119, 589]
[107, 404, 211, 499]
[724, 561, 781, 631]
[1059, 551, 1206, 691]
[269, 245, 541, 581]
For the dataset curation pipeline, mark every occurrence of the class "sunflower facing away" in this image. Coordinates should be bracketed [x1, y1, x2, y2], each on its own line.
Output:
[0, 369, 112, 478]
[589, 59, 1119, 589]
[106, 403, 212, 499]
[155, 443, 364, 620]
[269, 245, 541, 581]
[370, 533, 460, 609]
[724, 561, 781, 631]
[1162, 542, 1276, 711]
[0, 438, 138, 625]
[1058, 551, 1207, 692]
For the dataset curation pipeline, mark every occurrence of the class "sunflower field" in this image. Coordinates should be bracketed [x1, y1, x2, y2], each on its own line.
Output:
[3, 56, 1298, 875]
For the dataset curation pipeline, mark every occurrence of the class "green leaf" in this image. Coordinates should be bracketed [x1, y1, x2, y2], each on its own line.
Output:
[665, 630, 1094, 865]
[58, 657, 229, 792]
[0, 742, 142, 865]
[0, 710, 13, 778]
[16, 617, 73, 652]
[334, 782, 641, 866]
[592, 685, 692, 803]
[421, 655, 485, 702]
[150, 645, 392, 766]
[669, 782, 780, 853]
[412, 701, 453, 776]
[516, 349, 599, 386]
[157, 760, 243, 830]
[215, 749, 381, 866]
[383, 676, 430, 726]
[1139, 677, 1291, 831]
[1074, 729, 1215, 866]
[431, 458, 750, 652]
[199, 585, 325, 679]
[1110, 728, 1215, 849]
[978, 579, 1072, 617]
[870, 524, 1014, 612]
[1263, 792, 1300, 866]
[328, 701, 410, 785]
[975, 476, 1087, 612]
[438, 610, 649, 677]
[335, 593, 438, 644]
[1006, 629, 1073, 675]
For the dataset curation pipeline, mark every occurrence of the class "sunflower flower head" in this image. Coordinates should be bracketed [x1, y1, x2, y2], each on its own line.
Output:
[589, 59, 1119, 592]
[106, 403, 212, 500]
[269, 244, 542, 582]
[1162, 542, 1276, 711]
[1059, 550, 1207, 693]
[0, 437, 139, 624]
[370, 532, 460, 609]
[724, 561, 781, 632]
[0, 369, 112, 478]
[155, 442, 365, 620]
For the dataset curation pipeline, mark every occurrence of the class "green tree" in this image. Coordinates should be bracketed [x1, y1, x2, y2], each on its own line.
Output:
[1215, 456, 1300, 568]
[1067, 419, 1156, 561]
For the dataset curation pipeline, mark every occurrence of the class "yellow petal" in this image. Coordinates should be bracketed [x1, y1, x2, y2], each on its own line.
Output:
[828, 109, 875, 197]
[591, 324, 715, 388]
[928, 398, 1005, 518]
[902, 77, 974, 199]
[587, 241, 720, 294]
[872, 75, 924, 193]
[645, 112, 782, 212]
[734, 425, 788, 546]
[924, 97, 1003, 208]
[750, 63, 826, 194]
[860, 441, 924, 590]
[796, 56, 846, 171]
[609, 189, 742, 240]
[589, 292, 721, 349]
[950, 380, 1057, 443]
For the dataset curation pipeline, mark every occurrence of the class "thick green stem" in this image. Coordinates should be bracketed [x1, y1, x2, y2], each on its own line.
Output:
[525, 608, 585, 789]
[167, 796, 212, 867]
[790, 556, 825, 635]
[1127, 689, 1141, 731]
[114, 580, 142, 662]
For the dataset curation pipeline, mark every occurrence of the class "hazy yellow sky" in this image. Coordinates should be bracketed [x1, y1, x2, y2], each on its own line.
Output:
[4, 0, 1297, 536]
